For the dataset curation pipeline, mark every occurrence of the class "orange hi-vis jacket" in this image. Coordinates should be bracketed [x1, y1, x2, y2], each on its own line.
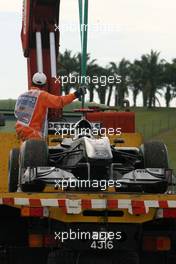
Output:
[15, 87, 76, 141]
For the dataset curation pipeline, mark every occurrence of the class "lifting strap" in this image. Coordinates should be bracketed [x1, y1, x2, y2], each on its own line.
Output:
[78, 0, 89, 108]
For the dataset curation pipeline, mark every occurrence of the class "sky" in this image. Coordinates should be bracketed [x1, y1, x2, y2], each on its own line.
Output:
[0, 0, 176, 105]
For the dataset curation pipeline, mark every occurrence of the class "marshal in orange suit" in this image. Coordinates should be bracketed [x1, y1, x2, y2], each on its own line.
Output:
[15, 72, 86, 141]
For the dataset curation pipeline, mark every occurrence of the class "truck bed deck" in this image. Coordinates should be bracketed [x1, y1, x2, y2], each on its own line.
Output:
[1, 192, 176, 223]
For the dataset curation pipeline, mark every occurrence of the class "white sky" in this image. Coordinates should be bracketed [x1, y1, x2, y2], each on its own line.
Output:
[0, 0, 176, 106]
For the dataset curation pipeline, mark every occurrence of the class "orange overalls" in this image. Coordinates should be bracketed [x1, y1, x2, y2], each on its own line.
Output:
[15, 87, 76, 141]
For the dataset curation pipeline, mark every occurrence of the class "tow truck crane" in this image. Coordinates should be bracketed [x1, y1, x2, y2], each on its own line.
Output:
[0, 1, 176, 264]
[21, 0, 62, 121]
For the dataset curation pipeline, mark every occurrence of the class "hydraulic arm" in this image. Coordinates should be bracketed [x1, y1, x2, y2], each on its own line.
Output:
[21, 0, 61, 120]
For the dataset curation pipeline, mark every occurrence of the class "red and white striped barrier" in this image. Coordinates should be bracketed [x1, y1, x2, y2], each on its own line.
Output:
[1, 197, 176, 216]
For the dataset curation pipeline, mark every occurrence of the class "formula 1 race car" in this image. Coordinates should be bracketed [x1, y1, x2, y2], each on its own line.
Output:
[8, 118, 172, 193]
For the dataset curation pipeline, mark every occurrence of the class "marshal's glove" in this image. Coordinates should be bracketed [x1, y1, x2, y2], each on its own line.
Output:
[74, 86, 87, 98]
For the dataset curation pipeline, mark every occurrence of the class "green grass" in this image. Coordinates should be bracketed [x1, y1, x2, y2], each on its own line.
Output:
[135, 107, 176, 139]
[0, 100, 108, 111]
[0, 99, 16, 110]
[134, 108, 176, 172]
[0, 120, 15, 132]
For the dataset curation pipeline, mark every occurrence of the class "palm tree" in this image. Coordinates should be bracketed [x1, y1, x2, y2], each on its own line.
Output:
[95, 66, 109, 104]
[138, 50, 163, 107]
[163, 60, 176, 107]
[129, 61, 142, 107]
[116, 59, 130, 107]
[58, 49, 174, 108]
[76, 52, 100, 102]
[58, 50, 79, 94]
[106, 63, 118, 106]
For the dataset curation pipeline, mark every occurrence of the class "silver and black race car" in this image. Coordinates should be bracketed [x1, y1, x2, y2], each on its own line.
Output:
[8, 118, 172, 193]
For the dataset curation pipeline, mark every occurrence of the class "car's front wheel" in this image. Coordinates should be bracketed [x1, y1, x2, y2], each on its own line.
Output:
[19, 140, 48, 192]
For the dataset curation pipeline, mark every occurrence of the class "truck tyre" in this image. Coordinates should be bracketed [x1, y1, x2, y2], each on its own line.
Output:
[47, 251, 139, 264]
[115, 251, 139, 264]
[20, 140, 48, 192]
[141, 141, 169, 168]
[47, 251, 76, 264]
[8, 148, 20, 192]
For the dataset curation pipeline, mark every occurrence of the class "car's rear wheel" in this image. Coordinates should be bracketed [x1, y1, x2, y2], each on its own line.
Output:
[19, 140, 48, 192]
[142, 141, 169, 168]
[140, 141, 169, 193]
[8, 148, 20, 192]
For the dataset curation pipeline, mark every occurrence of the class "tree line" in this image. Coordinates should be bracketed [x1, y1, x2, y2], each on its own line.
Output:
[58, 50, 176, 107]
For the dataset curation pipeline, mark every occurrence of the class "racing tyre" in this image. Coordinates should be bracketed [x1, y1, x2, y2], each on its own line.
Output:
[8, 148, 20, 192]
[141, 140, 169, 169]
[20, 140, 48, 192]
[140, 141, 169, 193]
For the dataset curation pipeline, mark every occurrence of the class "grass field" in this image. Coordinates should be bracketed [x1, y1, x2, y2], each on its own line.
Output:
[0, 99, 16, 110]
[0, 100, 176, 170]
[0, 120, 16, 132]
[135, 107, 176, 139]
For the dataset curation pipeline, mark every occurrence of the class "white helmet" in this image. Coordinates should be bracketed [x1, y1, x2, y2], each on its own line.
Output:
[32, 72, 47, 86]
